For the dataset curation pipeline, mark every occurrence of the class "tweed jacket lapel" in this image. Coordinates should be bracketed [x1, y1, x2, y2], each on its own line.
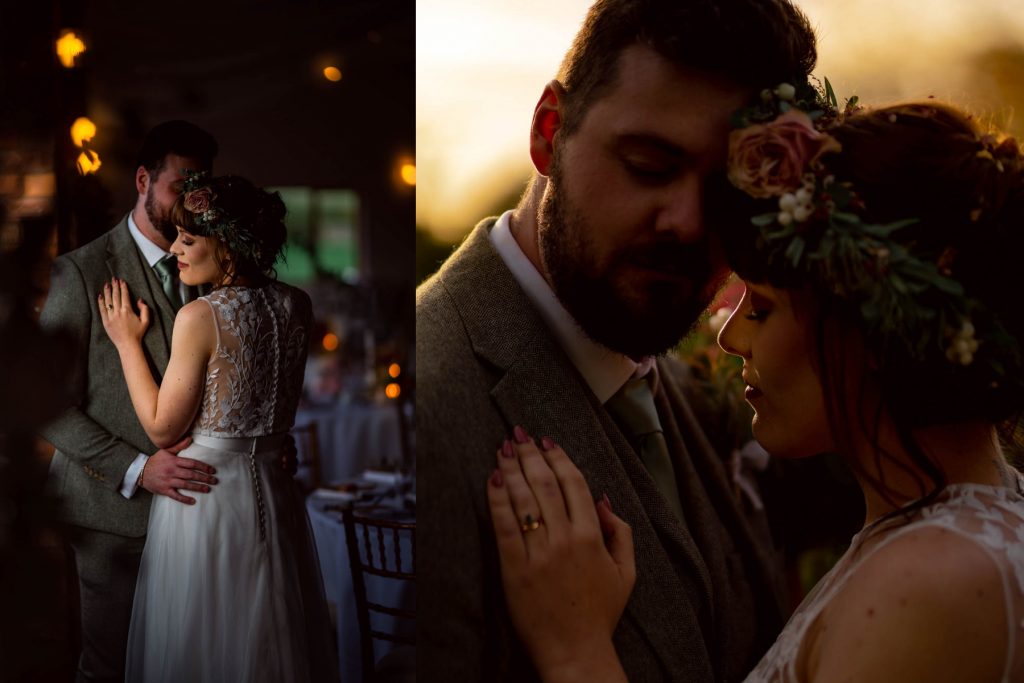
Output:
[104, 217, 174, 372]
[442, 219, 718, 679]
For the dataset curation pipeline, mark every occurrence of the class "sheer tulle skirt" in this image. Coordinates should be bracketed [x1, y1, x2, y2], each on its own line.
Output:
[125, 435, 338, 683]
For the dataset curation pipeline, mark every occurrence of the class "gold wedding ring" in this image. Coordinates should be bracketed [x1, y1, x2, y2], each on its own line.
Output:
[519, 513, 542, 533]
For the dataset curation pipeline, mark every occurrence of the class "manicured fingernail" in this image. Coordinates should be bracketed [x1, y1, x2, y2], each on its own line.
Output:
[540, 436, 555, 450]
[490, 469, 504, 487]
[501, 440, 515, 458]
[513, 425, 529, 444]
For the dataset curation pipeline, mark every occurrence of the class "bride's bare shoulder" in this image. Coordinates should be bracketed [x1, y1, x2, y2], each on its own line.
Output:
[807, 524, 1009, 683]
[171, 300, 216, 353]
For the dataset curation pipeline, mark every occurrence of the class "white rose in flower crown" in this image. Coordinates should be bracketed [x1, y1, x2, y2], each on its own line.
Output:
[773, 83, 796, 101]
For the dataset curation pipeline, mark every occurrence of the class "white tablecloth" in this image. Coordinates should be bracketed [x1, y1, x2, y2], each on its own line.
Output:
[295, 401, 403, 486]
[306, 491, 414, 683]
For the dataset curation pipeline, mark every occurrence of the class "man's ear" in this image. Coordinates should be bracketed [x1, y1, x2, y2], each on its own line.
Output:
[135, 165, 149, 196]
[530, 80, 567, 177]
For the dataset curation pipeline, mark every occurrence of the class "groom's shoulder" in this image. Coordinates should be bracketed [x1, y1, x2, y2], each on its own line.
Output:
[61, 219, 127, 266]
[417, 218, 500, 299]
[416, 218, 499, 342]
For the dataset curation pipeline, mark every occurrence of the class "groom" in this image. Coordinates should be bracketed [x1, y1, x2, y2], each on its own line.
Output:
[40, 120, 219, 682]
[417, 1, 817, 681]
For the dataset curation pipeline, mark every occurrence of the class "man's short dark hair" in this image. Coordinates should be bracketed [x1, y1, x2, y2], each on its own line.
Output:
[556, 0, 817, 136]
[135, 120, 218, 179]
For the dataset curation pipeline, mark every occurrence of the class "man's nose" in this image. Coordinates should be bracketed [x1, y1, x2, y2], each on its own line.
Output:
[654, 174, 704, 242]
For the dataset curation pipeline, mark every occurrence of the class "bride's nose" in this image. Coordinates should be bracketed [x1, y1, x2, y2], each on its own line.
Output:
[717, 308, 750, 359]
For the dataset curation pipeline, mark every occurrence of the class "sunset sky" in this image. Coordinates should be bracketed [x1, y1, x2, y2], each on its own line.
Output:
[417, 0, 1024, 241]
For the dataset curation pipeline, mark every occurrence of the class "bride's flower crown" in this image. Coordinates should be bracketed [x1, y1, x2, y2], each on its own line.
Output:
[181, 171, 265, 267]
[726, 80, 1018, 386]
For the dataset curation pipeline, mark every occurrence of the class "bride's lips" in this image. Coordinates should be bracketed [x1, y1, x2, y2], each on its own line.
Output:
[177, 262, 188, 270]
[741, 370, 762, 400]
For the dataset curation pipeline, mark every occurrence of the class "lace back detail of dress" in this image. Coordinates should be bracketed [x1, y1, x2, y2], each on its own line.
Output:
[746, 474, 1024, 683]
[194, 284, 310, 437]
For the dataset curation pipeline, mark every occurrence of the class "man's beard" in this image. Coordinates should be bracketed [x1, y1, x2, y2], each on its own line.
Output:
[145, 187, 179, 243]
[537, 157, 723, 359]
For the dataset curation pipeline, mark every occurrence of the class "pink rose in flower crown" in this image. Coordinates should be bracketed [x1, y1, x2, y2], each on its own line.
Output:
[183, 187, 215, 213]
[727, 110, 841, 198]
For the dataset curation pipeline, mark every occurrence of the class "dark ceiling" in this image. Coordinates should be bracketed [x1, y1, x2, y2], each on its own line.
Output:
[0, 0, 414, 285]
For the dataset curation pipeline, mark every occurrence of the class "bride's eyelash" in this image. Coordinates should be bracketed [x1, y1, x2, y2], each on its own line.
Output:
[745, 308, 770, 321]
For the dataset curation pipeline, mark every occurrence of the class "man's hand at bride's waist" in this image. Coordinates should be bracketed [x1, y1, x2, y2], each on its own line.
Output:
[141, 436, 218, 505]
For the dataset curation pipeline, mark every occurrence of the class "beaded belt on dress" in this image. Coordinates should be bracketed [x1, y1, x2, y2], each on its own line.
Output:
[191, 433, 288, 542]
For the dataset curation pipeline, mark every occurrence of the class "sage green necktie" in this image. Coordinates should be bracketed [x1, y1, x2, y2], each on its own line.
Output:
[154, 255, 183, 311]
[605, 374, 686, 525]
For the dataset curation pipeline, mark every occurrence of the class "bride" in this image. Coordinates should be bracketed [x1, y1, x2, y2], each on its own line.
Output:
[99, 173, 337, 682]
[486, 96, 1024, 682]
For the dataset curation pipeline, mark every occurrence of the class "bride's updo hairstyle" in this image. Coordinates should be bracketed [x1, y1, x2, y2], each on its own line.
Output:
[818, 105, 1024, 424]
[719, 100, 1024, 497]
[170, 174, 288, 284]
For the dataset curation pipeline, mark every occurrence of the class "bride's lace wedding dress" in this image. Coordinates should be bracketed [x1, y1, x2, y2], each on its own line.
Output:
[125, 284, 338, 682]
[746, 472, 1024, 683]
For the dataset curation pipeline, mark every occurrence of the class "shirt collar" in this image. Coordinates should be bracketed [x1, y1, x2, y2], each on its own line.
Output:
[489, 210, 641, 403]
[127, 212, 172, 268]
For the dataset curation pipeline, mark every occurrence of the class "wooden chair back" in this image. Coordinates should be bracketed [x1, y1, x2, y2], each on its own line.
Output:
[341, 504, 415, 678]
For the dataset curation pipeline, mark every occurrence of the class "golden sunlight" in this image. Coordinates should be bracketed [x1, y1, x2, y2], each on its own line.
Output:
[416, 0, 1024, 243]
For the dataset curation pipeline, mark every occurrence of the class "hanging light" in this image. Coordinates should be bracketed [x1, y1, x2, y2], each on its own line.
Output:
[399, 162, 415, 186]
[56, 30, 87, 68]
[385, 383, 401, 399]
[323, 66, 343, 82]
[76, 150, 101, 175]
[70, 117, 96, 147]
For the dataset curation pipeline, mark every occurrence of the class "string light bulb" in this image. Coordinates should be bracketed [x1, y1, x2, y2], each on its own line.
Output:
[56, 31, 86, 68]
[70, 117, 96, 147]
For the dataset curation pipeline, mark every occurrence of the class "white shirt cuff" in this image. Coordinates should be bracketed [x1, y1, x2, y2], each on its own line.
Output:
[120, 453, 150, 498]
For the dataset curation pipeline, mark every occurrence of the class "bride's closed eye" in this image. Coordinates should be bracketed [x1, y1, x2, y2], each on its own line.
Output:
[744, 291, 773, 321]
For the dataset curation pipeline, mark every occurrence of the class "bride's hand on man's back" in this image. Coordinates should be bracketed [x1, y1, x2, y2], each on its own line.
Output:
[98, 277, 150, 348]
[486, 428, 635, 683]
